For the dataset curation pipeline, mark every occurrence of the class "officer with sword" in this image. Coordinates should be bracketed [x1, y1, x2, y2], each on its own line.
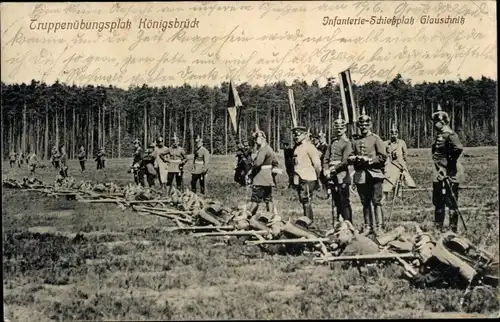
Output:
[322, 111, 353, 227]
[431, 105, 464, 233]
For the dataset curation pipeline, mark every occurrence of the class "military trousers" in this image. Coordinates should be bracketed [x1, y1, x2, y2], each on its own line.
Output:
[79, 160, 85, 171]
[167, 172, 183, 188]
[356, 177, 384, 207]
[331, 183, 352, 222]
[432, 181, 459, 228]
[191, 173, 206, 194]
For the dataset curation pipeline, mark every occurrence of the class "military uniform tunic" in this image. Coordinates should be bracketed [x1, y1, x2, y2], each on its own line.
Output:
[133, 146, 143, 164]
[293, 140, 322, 182]
[322, 134, 352, 185]
[251, 144, 275, 186]
[192, 146, 210, 174]
[431, 130, 463, 183]
[383, 139, 416, 192]
[350, 132, 387, 184]
[166, 146, 187, 173]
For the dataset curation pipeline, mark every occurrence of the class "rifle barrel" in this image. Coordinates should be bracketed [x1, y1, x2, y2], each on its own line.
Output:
[315, 252, 416, 262]
[246, 238, 331, 245]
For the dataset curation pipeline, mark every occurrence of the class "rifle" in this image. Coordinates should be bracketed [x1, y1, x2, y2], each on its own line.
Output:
[315, 252, 417, 263]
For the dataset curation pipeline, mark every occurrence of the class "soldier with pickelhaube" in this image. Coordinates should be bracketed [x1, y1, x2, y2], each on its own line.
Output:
[282, 140, 295, 188]
[383, 121, 416, 201]
[431, 105, 464, 232]
[348, 107, 387, 236]
[247, 130, 276, 216]
[165, 133, 187, 194]
[131, 139, 144, 185]
[191, 135, 210, 194]
[292, 125, 322, 225]
[323, 111, 353, 226]
[153, 136, 169, 188]
[234, 139, 252, 187]
[141, 143, 158, 187]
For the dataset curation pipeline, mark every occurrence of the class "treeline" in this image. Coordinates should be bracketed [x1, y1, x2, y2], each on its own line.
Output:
[1, 75, 497, 160]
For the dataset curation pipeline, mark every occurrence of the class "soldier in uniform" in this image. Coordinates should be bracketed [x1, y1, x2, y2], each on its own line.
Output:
[292, 126, 322, 224]
[248, 130, 276, 216]
[17, 150, 24, 168]
[132, 139, 144, 185]
[322, 112, 353, 226]
[316, 131, 329, 191]
[431, 105, 464, 232]
[383, 122, 416, 201]
[348, 108, 387, 236]
[95, 147, 105, 169]
[59, 146, 69, 178]
[234, 140, 253, 187]
[283, 141, 295, 188]
[78, 145, 86, 172]
[141, 143, 158, 187]
[27, 151, 39, 176]
[191, 136, 210, 194]
[51, 146, 60, 169]
[165, 134, 187, 194]
[153, 136, 169, 188]
[9, 151, 16, 168]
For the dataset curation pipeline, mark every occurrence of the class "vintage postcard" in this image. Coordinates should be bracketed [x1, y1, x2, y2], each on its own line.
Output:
[1, 1, 498, 321]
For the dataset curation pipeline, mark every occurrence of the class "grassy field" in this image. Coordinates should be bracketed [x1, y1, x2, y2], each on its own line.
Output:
[2, 147, 499, 320]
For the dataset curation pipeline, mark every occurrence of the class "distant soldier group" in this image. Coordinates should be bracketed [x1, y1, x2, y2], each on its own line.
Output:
[130, 134, 210, 195]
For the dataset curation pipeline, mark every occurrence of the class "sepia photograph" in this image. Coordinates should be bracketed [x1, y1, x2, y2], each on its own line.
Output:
[1, 1, 498, 320]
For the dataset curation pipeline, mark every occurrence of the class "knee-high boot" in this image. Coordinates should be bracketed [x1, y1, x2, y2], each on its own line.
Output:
[434, 208, 446, 230]
[361, 207, 372, 235]
[303, 203, 313, 222]
[449, 210, 459, 233]
[375, 205, 385, 233]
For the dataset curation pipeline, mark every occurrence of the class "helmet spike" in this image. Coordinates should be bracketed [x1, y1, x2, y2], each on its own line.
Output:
[337, 110, 343, 121]
[361, 106, 367, 116]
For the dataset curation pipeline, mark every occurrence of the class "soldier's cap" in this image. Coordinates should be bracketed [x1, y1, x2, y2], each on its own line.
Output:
[157, 136, 164, 143]
[252, 130, 266, 139]
[148, 143, 155, 148]
[133, 139, 140, 144]
[295, 216, 312, 228]
[195, 136, 203, 143]
[291, 126, 307, 134]
[318, 131, 326, 138]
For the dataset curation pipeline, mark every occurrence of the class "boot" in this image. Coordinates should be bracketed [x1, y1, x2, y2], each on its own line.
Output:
[249, 202, 259, 216]
[341, 206, 352, 223]
[374, 206, 385, 234]
[434, 208, 445, 231]
[449, 210, 459, 233]
[360, 207, 371, 236]
[303, 203, 314, 222]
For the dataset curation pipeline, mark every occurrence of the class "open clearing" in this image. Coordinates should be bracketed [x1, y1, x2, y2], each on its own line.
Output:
[2, 147, 499, 320]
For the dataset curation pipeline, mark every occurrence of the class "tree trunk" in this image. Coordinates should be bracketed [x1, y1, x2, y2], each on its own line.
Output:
[451, 99, 455, 131]
[143, 104, 147, 148]
[102, 105, 106, 149]
[72, 105, 75, 159]
[109, 105, 113, 158]
[189, 111, 194, 154]
[90, 108, 94, 159]
[210, 107, 213, 154]
[22, 100, 26, 153]
[118, 107, 121, 158]
[277, 104, 281, 150]
[183, 107, 187, 147]
[45, 100, 49, 160]
[163, 100, 166, 141]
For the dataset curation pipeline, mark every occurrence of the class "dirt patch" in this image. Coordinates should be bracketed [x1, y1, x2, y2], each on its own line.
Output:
[40, 210, 74, 218]
[4, 304, 52, 322]
[28, 226, 60, 234]
[266, 284, 303, 299]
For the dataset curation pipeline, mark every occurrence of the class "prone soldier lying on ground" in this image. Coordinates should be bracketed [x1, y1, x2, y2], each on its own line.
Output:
[401, 230, 498, 289]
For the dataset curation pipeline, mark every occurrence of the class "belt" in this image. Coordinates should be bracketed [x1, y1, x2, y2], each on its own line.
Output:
[170, 159, 182, 163]
[261, 165, 272, 169]
[195, 161, 204, 164]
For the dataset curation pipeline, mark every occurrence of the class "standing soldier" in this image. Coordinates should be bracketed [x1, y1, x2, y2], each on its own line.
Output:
[141, 143, 158, 187]
[153, 136, 169, 188]
[383, 122, 416, 201]
[9, 150, 16, 168]
[322, 112, 353, 226]
[283, 140, 295, 188]
[191, 136, 210, 194]
[348, 108, 387, 236]
[132, 139, 144, 185]
[316, 131, 329, 191]
[234, 140, 252, 187]
[248, 130, 276, 216]
[78, 145, 86, 172]
[59, 146, 69, 178]
[292, 126, 322, 225]
[27, 150, 39, 176]
[166, 134, 187, 194]
[17, 150, 24, 168]
[51, 146, 60, 169]
[431, 105, 464, 232]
